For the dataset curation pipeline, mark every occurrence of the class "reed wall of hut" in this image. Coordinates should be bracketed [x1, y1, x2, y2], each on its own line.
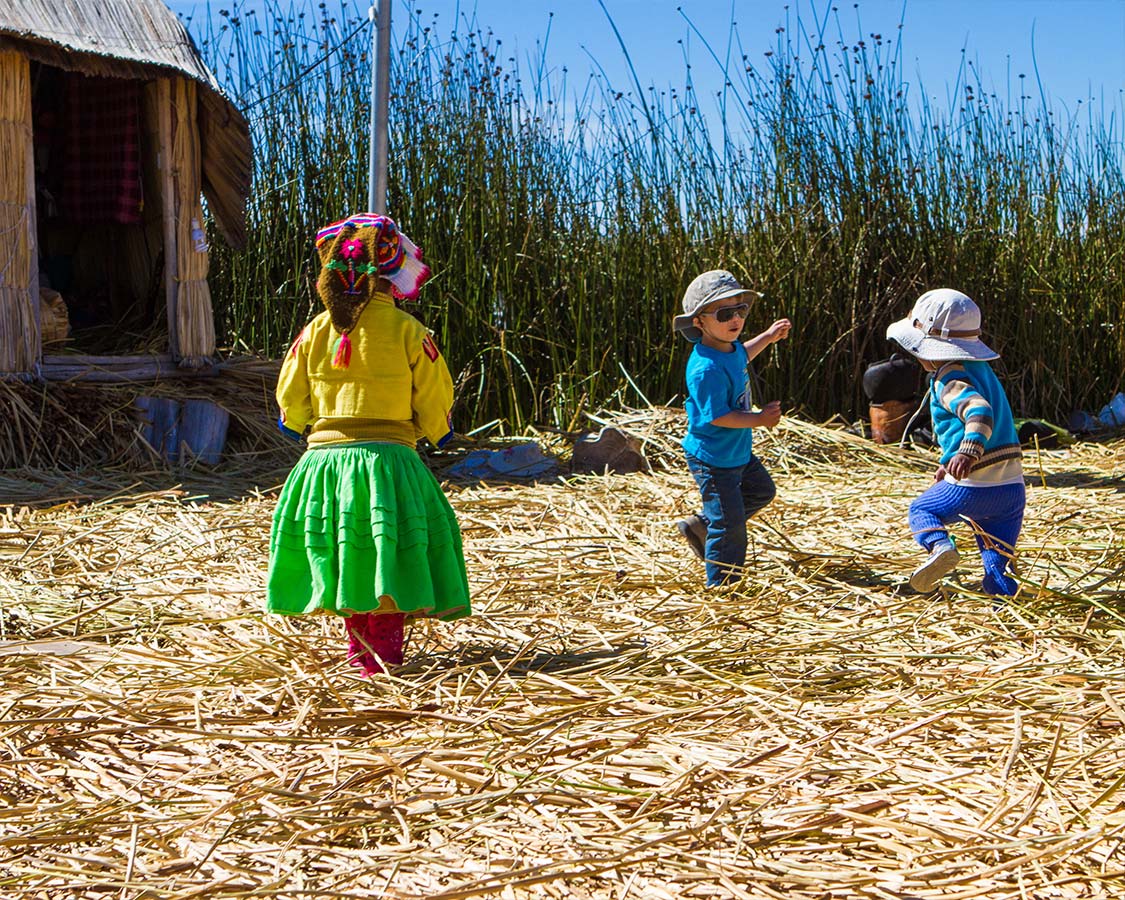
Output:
[0, 68, 224, 378]
[0, 1, 250, 382]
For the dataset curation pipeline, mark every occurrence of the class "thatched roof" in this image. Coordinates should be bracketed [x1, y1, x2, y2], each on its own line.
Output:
[0, 0, 250, 249]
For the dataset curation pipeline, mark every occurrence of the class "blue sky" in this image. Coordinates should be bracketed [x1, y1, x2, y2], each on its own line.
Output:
[169, 0, 1125, 122]
[422, 1, 1124, 116]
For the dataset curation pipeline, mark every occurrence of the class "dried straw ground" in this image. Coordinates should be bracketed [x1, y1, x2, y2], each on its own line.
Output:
[1, 401, 1123, 899]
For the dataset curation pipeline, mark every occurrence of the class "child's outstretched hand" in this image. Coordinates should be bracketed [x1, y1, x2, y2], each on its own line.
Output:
[766, 319, 792, 343]
[757, 400, 783, 429]
[743, 319, 792, 362]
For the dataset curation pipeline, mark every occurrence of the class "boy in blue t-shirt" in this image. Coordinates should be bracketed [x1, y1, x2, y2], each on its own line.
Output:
[673, 270, 791, 586]
[887, 288, 1025, 597]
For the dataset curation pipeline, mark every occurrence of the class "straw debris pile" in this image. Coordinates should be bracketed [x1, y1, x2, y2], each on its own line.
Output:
[0, 362, 298, 474]
[1, 409, 1123, 899]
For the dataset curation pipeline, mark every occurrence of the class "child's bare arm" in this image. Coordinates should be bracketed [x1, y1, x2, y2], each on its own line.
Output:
[743, 318, 791, 361]
[711, 401, 783, 430]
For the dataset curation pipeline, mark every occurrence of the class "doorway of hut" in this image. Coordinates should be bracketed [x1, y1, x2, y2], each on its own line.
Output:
[30, 62, 167, 355]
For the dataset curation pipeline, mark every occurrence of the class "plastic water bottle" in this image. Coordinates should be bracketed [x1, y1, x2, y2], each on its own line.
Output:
[191, 218, 208, 253]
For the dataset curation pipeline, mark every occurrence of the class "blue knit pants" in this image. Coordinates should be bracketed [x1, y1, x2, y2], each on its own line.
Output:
[908, 480, 1026, 596]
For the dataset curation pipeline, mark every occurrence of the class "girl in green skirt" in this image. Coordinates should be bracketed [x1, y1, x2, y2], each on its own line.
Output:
[268, 214, 470, 675]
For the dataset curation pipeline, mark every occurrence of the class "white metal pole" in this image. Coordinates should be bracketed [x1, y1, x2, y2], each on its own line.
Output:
[367, 1, 391, 214]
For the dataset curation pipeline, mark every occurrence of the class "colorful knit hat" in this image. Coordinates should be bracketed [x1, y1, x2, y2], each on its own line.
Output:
[314, 213, 432, 367]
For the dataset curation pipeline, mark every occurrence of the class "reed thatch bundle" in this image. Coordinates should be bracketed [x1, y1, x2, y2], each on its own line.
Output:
[0, 360, 297, 473]
[0, 49, 37, 375]
[0, 399, 1122, 897]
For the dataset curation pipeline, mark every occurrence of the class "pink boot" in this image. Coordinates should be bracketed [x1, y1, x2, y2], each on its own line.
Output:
[365, 612, 405, 667]
[344, 613, 379, 674]
[344, 612, 405, 676]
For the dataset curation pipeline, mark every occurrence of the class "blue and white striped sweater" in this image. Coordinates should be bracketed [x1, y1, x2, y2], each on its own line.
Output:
[930, 361, 1021, 472]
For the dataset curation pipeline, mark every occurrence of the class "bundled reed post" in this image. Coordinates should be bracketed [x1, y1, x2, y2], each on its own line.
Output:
[0, 49, 38, 376]
[169, 76, 216, 368]
[154, 77, 180, 357]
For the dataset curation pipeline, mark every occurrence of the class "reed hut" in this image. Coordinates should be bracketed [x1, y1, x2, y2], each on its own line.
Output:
[0, 0, 250, 382]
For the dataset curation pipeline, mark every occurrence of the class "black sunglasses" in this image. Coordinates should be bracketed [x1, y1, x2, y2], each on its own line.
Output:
[700, 303, 749, 323]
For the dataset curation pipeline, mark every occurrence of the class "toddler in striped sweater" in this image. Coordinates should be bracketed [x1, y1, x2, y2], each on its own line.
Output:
[887, 289, 1025, 598]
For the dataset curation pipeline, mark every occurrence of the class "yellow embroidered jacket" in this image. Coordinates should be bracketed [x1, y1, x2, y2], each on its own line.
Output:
[277, 292, 454, 447]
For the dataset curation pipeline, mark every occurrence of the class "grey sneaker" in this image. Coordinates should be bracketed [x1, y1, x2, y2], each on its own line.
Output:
[910, 542, 960, 592]
[677, 515, 707, 560]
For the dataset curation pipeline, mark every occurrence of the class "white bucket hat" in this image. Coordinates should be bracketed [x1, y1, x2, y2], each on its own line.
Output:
[886, 289, 999, 361]
[673, 270, 762, 342]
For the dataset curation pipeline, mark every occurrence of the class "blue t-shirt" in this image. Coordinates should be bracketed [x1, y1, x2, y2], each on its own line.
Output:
[681, 342, 754, 467]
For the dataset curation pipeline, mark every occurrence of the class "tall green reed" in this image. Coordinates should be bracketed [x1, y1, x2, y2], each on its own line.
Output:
[196, 0, 1125, 430]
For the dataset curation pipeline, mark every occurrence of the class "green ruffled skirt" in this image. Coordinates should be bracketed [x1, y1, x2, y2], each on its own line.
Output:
[267, 442, 470, 620]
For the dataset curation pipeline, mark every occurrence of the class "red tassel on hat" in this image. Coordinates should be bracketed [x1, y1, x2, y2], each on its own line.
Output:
[332, 332, 352, 368]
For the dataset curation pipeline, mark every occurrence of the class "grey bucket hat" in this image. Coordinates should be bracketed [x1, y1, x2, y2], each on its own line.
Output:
[673, 270, 761, 343]
[886, 288, 999, 362]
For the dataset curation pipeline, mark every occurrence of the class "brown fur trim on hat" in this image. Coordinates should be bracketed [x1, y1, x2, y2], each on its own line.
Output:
[316, 222, 385, 335]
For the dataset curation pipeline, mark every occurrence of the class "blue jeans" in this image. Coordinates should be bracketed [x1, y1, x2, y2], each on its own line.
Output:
[686, 453, 776, 586]
[909, 480, 1026, 596]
